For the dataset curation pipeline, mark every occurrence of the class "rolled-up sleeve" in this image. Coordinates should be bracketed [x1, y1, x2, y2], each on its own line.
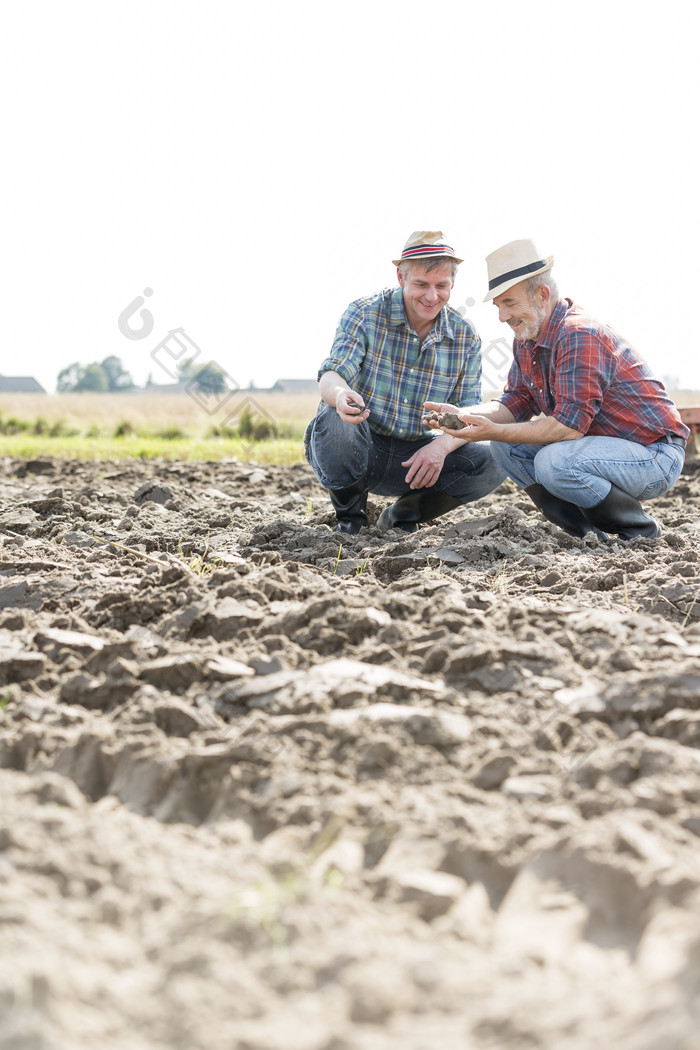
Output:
[317, 303, 367, 386]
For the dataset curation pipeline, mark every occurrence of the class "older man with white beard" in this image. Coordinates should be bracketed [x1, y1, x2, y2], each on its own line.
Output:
[424, 239, 688, 540]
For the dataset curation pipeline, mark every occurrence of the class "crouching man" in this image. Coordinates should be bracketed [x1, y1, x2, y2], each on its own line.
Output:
[425, 239, 688, 540]
[304, 231, 505, 534]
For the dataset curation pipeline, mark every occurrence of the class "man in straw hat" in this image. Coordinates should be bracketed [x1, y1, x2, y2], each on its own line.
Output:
[424, 239, 688, 540]
[304, 231, 505, 533]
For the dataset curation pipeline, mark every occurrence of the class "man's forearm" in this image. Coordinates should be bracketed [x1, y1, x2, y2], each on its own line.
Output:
[491, 415, 582, 444]
[319, 371, 350, 407]
[460, 400, 517, 424]
[429, 432, 466, 456]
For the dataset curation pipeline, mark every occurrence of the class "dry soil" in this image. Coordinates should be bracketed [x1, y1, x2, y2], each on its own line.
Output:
[1, 454, 700, 1050]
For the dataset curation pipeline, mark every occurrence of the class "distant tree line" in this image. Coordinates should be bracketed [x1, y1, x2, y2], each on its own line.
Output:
[57, 355, 231, 394]
[57, 356, 135, 393]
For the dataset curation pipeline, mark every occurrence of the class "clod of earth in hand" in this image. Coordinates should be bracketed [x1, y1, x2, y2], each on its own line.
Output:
[347, 398, 363, 410]
[425, 410, 467, 430]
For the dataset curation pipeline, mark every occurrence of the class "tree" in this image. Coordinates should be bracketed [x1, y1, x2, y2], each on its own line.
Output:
[74, 363, 108, 392]
[101, 355, 134, 391]
[56, 356, 133, 393]
[176, 357, 199, 381]
[57, 362, 83, 392]
[193, 363, 228, 395]
[177, 357, 229, 394]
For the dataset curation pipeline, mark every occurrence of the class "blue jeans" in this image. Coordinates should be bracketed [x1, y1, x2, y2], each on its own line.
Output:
[490, 436, 685, 508]
[306, 405, 506, 502]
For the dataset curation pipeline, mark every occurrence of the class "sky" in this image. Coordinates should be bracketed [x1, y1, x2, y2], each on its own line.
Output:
[1, 0, 699, 396]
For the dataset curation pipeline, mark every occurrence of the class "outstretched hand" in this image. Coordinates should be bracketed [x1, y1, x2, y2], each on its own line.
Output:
[422, 401, 488, 440]
[422, 401, 470, 434]
[423, 401, 458, 417]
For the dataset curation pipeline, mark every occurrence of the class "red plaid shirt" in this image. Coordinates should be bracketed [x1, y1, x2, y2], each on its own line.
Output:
[498, 299, 689, 443]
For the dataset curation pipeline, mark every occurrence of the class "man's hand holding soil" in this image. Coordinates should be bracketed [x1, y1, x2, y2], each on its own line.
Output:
[423, 400, 513, 443]
[336, 389, 370, 426]
[319, 374, 371, 426]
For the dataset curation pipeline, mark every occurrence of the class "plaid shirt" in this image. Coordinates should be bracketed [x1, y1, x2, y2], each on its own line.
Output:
[498, 298, 690, 443]
[310, 288, 482, 441]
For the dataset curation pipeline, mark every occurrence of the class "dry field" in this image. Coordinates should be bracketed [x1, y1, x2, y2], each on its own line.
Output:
[1, 452, 700, 1049]
[2, 390, 698, 429]
[0, 391, 321, 434]
[672, 390, 700, 406]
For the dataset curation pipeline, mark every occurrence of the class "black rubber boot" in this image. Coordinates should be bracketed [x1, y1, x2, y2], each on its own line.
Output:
[329, 478, 369, 534]
[581, 484, 660, 539]
[525, 484, 606, 539]
[377, 489, 462, 533]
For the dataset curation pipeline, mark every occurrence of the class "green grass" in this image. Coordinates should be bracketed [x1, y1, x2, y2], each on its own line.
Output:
[0, 433, 306, 464]
[0, 400, 310, 463]
[0, 393, 320, 464]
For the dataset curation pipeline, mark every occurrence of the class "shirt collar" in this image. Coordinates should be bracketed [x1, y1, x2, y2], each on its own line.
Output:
[388, 287, 455, 340]
[388, 287, 407, 326]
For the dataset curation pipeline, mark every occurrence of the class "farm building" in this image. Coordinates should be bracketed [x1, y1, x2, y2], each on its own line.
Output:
[0, 375, 46, 393]
[269, 378, 318, 394]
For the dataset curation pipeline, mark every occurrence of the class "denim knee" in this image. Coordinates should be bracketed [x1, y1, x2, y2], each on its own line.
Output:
[533, 441, 606, 505]
[439, 443, 507, 502]
[533, 443, 569, 486]
[489, 441, 514, 475]
[306, 405, 371, 489]
[488, 441, 538, 489]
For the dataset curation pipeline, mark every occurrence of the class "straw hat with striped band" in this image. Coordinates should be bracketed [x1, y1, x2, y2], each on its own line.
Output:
[484, 239, 554, 301]
[392, 230, 462, 268]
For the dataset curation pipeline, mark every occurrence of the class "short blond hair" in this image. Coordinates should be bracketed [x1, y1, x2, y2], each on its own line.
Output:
[399, 257, 458, 281]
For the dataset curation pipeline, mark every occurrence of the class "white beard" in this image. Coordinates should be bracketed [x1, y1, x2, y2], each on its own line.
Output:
[512, 304, 547, 342]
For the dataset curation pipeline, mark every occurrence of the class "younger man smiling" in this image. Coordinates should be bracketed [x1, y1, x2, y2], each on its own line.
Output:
[304, 231, 504, 533]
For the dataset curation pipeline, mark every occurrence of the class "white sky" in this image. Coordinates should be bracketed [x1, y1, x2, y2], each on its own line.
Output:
[2, 0, 698, 395]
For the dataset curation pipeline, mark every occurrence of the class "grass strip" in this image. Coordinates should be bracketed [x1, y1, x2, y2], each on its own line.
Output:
[0, 435, 306, 464]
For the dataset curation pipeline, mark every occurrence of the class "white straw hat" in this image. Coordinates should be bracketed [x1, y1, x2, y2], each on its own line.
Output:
[484, 239, 554, 301]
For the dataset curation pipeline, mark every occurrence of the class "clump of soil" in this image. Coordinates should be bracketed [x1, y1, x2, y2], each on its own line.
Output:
[424, 410, 467, 430]
[1, 454, 700, 1050]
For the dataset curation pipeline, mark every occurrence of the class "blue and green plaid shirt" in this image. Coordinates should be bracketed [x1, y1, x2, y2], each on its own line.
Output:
[309, 287, 482, 441]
